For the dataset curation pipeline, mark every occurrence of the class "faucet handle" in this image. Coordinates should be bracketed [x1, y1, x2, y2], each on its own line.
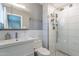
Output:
[5, 32, 11, 40]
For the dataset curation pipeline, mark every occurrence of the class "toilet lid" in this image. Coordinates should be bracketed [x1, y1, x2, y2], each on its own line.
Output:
[37, 48, 50, 55]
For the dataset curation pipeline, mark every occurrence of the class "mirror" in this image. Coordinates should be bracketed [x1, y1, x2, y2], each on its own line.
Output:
[0, 3, 30, 30]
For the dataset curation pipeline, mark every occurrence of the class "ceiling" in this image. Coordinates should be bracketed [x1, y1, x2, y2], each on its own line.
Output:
[48, 3, 70, 11]
[49, 3, 69, 8]
[39, 3, 68, 8]
[12, 3, 68, 9]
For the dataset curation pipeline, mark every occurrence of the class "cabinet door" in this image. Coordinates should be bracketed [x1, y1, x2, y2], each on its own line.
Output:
[0, 42, 34, 56]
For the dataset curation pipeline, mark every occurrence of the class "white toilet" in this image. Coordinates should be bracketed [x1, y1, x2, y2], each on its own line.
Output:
[34, 39, 51, 56]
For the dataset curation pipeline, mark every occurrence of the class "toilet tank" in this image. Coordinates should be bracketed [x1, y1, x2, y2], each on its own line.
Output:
[34, 39, 42, 49]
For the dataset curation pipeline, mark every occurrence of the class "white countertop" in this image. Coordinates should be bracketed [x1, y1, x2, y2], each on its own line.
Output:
[0, 37, 36, 49]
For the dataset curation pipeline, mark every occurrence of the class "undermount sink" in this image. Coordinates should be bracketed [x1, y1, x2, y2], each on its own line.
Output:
[0, 37, 36, 49]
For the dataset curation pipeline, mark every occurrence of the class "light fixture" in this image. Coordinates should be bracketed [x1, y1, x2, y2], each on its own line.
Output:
[69, 4, 73, 7]
[8, 3, 26, 9]
[7, 3, 30, 13]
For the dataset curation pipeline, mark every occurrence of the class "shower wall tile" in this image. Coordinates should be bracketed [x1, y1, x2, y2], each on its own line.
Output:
[57, 4, 79, 55]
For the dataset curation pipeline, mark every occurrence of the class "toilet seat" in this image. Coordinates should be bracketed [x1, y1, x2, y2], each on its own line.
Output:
[37, 47, 50, 56]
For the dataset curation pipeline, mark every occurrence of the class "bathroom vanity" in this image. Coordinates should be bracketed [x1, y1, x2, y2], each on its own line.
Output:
[0, 37, 35, 56]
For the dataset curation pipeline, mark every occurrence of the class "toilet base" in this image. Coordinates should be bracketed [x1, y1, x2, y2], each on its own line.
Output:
[34, 47, 51, 56]
[34, 51, 38, 56]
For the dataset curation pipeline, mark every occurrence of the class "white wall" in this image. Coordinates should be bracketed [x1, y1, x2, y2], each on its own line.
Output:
[42, 4, 49, 49]
[48, 5, 56, 54]
[42, 4, 56, 50]
[23, 3, 43, 30]
[57, 4, 79, 55]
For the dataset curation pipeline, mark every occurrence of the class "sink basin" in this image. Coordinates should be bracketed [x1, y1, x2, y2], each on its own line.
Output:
[0, 37, 36, 49]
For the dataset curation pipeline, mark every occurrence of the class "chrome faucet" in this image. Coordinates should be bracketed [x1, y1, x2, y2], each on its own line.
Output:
[15, 32, 18, 41]
[5, 32, 11, 40]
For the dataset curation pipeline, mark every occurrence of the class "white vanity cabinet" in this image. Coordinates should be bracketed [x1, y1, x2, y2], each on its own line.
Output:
[0, 39, 34, 56]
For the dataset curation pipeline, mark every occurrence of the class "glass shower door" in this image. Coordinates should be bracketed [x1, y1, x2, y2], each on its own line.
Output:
[56, 11, 69, 56]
